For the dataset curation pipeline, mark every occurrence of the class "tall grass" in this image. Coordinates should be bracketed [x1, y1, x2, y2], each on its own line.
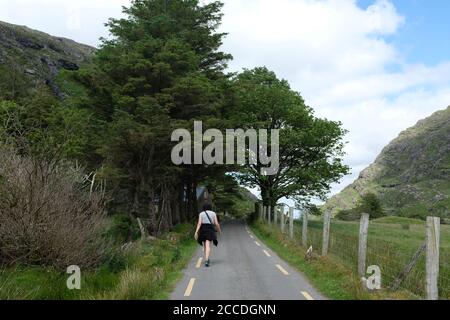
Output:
[0, 223, 197, 300]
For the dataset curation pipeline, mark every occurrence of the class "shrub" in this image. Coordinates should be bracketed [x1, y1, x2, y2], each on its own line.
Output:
[358, 193, 385, 219]
[335, 209, 361, 221]
[0, 145, 108, 270]
[100, 248, 128, 273]
[105, 214, 140, 244]
[401, 223, 410, 230]
[336, 193, 385, 221]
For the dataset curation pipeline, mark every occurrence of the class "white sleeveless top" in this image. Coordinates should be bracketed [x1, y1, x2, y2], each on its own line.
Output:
[200, 210, 217, 224]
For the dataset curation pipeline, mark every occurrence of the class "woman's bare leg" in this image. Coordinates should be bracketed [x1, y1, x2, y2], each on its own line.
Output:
[205, 240, 211, 261]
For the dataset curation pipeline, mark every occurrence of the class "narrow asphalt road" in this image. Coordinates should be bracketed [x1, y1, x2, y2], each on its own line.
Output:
[171, 220, 327, 300]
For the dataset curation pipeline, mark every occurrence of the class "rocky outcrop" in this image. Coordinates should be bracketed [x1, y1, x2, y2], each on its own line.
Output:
[0, 20, 95, 99]
[323, 106, 450, 219]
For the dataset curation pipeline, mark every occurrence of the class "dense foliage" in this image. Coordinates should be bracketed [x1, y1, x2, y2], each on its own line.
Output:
[0, 0, 348, 247]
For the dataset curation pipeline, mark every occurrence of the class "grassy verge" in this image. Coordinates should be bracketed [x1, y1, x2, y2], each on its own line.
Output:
[0, 224, 197, 300]
[250, 221, 414, 300]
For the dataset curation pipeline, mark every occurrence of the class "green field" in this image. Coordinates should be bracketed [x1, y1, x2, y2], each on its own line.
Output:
[291, 216, 449, 299]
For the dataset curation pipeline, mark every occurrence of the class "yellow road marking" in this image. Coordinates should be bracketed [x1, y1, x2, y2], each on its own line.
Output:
[254, 241, 261, 247]
[196, 257, 203, 268]
[263, 250, 271, 257]
[184, 278, 196, 297]
[276, 264, 289, 275]
[301, 291, 314, 300]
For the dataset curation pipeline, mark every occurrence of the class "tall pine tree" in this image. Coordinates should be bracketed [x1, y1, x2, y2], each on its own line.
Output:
[75, 0, 232, 235]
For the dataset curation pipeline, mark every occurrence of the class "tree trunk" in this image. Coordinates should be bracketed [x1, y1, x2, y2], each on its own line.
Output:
[192, 179, 199, 217]
[148, 188, 158, 236]
[186, 178, 193, 219]
[179, 184, 186, 223]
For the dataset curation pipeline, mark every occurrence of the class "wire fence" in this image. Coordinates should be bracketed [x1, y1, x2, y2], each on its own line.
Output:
[439, 251, 450, 299]
[259, 206, 449, 300]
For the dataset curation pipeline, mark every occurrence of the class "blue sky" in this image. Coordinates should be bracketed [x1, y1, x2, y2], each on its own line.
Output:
[358, 0, 450, 65]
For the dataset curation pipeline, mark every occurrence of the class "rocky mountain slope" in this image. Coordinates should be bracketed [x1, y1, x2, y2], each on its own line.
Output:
[0, 20, 95, 99]
[323, 106, 450, 219]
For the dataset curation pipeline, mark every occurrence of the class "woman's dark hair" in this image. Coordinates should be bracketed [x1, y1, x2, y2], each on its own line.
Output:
[203, 203, 212, 211]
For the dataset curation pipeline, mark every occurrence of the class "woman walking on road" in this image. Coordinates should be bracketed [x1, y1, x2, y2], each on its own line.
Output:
[195, 204, 221, 267]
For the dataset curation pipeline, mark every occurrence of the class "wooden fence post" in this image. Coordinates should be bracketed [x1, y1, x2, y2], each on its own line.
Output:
[358, 213, 370, 278]
[322, 211, 331, 256]
[289, 207, 294, 239]
[274, 206, 278, 225]
[281, 207, 285, 233]
[137, 218, 147, 239]
[426, 216, 440, 300]
[302, 211, 308, 247]
[278, 207, 281, 226]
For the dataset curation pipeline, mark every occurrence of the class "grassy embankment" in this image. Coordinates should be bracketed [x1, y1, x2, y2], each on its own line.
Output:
[251, 216, 450, 300]
[0, 223, 197, 300]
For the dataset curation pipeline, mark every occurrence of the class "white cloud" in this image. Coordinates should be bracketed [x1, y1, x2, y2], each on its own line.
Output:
[219, 0, 450, 197]
[366, 0, 404, 34]
[221, 0, 403, 77]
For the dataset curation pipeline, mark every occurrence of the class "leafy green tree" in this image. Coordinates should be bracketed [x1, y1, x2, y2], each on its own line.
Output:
[228, 67, 349, 209]
[0, 87, 92, 160]
[335, 193, 385, 221]
[358, 192, 384, 219]
[307, 204, 322, 216]
[205, 175, 255, 218]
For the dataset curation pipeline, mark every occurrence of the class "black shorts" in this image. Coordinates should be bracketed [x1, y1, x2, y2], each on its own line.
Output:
[197, 224, 218, 247]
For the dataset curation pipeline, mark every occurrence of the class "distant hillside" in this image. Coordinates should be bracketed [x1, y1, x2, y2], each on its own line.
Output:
[323, 106, 450, 220]
[0, 21, 95, 100]
[241, 188, 259, 203]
